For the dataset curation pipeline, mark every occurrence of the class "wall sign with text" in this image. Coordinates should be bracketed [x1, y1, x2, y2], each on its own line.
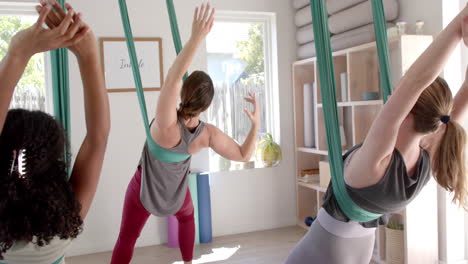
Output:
[99, 37, 164, 92]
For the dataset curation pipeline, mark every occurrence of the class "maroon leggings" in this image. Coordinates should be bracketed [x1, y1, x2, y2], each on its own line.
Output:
[111, 167, 195, 263]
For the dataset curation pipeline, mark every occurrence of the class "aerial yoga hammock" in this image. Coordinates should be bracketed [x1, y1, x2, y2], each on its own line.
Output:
[283, 1, 396, 263]
[311, 0, 392, 222]
[118, 0, 190, 163]
[50, 0, 72, 176]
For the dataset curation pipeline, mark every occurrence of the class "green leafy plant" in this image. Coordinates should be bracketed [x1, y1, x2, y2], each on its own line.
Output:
[236, 24, 265, 85]
[387, 221, 404, 231]
[256, 133, 282, 167]
[0, 16, 45, 95]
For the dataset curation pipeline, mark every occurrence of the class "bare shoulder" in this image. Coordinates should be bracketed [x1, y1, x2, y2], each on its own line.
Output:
[345, 147, 393, 188]
[187, 122, 213, 153]
[203, 123, 220, 137]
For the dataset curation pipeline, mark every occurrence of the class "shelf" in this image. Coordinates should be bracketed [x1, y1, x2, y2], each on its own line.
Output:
[293, 57, 316, 66]
[316, 100, 383, 108]
[371, 255, 385, 264]
[297, 147, 352, 157]
[297, 147, 328, 155]
[297, 180, 327, 193]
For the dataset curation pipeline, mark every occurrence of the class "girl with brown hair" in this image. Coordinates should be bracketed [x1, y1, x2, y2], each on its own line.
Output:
[111, 3, 260, 264]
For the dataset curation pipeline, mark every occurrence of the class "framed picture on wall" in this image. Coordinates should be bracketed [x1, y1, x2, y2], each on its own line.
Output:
[99, 37, 164, 92]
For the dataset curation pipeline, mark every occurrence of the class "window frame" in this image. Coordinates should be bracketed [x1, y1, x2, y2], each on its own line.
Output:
[0, 1, 54, 114]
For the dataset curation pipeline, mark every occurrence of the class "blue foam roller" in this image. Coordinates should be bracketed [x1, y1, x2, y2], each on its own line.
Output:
[197, 173, 213, 243]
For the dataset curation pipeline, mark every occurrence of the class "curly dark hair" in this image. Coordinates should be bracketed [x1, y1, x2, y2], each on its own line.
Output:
[0, 109, 83, 259]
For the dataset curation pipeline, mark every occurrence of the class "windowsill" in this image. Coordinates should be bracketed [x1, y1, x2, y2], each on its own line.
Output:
[208, 160, 281, 173]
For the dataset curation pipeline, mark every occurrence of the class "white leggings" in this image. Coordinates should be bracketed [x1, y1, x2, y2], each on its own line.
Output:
[285, 208, 376, 264]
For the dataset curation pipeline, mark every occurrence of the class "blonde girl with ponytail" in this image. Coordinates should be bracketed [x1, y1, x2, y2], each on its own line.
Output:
[286, 5, 468, 264]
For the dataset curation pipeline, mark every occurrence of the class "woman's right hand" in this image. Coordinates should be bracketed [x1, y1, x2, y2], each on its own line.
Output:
[9, 2, 86, 58]
[244, 93, 260, 128]
[190, 3, 215, 43]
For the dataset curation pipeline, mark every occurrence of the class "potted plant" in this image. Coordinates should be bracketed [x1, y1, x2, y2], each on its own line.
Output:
[255, 133, 282, 167]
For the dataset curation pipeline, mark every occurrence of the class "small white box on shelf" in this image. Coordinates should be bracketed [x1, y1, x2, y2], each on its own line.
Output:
[319, 161, 331, 187]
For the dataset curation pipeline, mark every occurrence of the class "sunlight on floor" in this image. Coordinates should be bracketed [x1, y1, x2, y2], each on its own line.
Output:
[172, 246, 241, 264]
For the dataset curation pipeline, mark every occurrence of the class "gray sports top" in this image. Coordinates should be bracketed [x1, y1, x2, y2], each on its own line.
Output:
[322, 144, 431, 227]
[139, 118, 205, 216]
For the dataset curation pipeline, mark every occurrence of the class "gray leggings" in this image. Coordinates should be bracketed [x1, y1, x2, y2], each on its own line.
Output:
[285, 210, 375, 264]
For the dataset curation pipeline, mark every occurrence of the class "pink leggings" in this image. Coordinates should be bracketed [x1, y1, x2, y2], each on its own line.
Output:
[111, 167, 195, 263]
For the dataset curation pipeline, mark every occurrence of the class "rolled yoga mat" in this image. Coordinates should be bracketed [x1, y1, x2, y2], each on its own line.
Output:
[293, 0, 367, 14]
[328, 0, 398, 34]
[292, 0, 309, 10]
[197, 173, 213, 243]
[296, 23, 394, 60]
[303, 83, 315, 148]
[188, 173, 201, 245]
[327, 0, 368, 15]
[297, 24, 314, 45]
[294, 6, 312, 27]
[167, 215, 179, 248]
[294, 0, 398, 30]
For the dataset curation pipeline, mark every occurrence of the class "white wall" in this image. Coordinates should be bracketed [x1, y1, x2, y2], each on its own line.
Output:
[65, 0, 296, 257]
[398, 0, 443, 36]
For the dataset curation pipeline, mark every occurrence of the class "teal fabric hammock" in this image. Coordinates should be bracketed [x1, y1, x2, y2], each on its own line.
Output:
[50, 0, 71, 176]
[309, 0, 392, 222]
[118, 0, 190, 163]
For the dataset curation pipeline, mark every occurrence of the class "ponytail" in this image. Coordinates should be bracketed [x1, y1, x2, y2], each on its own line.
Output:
[177, 103, 199, 119]
[434, 120, 468, 208]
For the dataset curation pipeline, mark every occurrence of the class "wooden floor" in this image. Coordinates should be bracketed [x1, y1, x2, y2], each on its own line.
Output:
[67, 226, 306, 264]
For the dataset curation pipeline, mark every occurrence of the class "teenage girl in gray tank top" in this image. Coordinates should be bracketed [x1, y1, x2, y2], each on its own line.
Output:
[286, 5, 468, 264]
[111, 4, 261, 264]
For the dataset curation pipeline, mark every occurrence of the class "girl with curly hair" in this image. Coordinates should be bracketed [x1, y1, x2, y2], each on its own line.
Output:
[0, 1, 110, 263]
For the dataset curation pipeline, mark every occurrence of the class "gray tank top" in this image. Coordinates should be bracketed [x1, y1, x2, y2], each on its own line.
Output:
[322, 144, 431, 227]
[139, 118, 205, 216]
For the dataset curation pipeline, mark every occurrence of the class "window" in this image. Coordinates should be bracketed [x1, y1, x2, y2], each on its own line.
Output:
[206, 12, 279, 171]
[0, 2, 51, 112]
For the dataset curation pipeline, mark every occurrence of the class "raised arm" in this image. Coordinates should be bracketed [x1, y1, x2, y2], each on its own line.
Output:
[153, 3, 215, 131]
[421, 15, 468, 156]
[451, 68, 468, 123]
[0, 4, 81, 134]
[209, 93, 260, 162]
[41, 1, 111, 219]
[357, 8, 467, 166]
